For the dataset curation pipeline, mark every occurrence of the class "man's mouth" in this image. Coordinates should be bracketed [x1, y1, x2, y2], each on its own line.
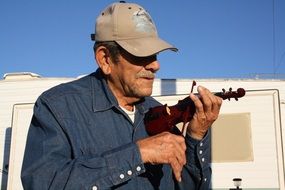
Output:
[136, 72, 155, 80]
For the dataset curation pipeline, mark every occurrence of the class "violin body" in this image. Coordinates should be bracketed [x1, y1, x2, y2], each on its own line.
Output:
[144, 88, 246, 136]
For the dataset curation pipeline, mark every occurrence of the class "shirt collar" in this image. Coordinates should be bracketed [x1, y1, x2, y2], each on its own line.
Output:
[91, 69, 118, 112]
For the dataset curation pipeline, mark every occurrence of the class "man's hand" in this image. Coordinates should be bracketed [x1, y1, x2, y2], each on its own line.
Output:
[187, 86, 223, 140]
[136, 132, 186, 182]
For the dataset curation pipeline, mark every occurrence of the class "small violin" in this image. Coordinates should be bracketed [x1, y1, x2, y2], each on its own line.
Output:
[144, 81, 246, 136]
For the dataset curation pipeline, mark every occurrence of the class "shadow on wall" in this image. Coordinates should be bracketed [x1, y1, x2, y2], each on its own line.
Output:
[1, 127, 11, 189]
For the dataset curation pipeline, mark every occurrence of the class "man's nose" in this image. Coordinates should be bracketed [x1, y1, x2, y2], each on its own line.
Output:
[145, 60, 160, 72]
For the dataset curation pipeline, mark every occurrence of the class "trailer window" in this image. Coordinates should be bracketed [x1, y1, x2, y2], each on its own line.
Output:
[211, 112, 253, 162]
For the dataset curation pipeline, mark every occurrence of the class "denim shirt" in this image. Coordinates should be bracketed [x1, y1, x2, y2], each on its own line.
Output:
[21, 69, 211, 190]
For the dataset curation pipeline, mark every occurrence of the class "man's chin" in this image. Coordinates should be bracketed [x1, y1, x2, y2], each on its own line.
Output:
[134, 90, 153, 98]
[139, 91, 153, 98]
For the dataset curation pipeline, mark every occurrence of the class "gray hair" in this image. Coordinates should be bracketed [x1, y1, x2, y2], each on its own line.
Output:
[93, 41, 122, 63]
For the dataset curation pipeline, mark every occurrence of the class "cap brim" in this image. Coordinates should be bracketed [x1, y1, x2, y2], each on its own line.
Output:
[116, 37, 178, 57]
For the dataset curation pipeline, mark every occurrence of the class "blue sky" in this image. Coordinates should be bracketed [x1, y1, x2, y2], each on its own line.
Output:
[1, 0, 284, 79]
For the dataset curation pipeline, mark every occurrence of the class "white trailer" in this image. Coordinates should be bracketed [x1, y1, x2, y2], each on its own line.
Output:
[154, 79, 285, 189]
[0, 72, 284, 189]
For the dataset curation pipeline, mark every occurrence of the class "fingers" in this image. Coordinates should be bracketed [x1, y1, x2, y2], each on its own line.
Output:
[188, 86, 223, 140]
[210, 95, 222, 120]
[190, 93, 204, 115]
[170, 157, 183, 182]
[158, 133, 186, 168]
[191, 86, 222, 117]
[198, 86, 212, 113]
[162, 133, 186, 182]
[136, 132, 186, 181]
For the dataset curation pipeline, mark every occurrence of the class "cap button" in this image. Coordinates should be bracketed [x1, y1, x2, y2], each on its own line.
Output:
[119, 1, 126, 3]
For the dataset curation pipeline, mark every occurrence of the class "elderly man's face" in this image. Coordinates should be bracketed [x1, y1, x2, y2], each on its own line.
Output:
[109, 49, 160, 100]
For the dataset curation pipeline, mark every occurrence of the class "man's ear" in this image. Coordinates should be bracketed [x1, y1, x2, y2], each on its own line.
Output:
[95, 46, 113, 75]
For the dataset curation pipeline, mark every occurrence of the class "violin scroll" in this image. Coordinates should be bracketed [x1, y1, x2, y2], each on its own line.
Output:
[217, 87, 246, 101]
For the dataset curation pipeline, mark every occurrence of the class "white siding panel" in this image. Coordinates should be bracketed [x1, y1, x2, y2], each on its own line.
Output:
[7, 104, 34, 190]
[0, 78, 74, 189]
[0, 76, 284, 189]
[212, 90, 283, 189]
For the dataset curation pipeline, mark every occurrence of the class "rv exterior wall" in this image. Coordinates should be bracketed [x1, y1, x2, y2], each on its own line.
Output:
[0, 73, 284, 189]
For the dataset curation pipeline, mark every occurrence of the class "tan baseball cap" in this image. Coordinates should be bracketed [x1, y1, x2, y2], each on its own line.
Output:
[91, 1, 178, 57]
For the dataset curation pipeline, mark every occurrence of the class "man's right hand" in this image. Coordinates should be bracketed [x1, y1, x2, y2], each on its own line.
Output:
[136, 132, 186, 182]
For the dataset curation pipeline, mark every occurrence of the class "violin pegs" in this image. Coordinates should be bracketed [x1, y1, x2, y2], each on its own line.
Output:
[229, 87, 232, 92]
[222, 88, 226, 93]
[235, 97, 238, 101]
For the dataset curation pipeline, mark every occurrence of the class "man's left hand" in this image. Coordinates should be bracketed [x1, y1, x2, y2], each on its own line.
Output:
[187, 86, 222, 140]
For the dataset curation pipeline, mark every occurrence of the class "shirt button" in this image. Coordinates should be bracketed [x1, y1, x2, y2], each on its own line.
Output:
[136, 166, 142, 172]
[92, 186, 98, 190]
[204, 178, 207, 182]
[201, 158, 205, 162]
[199, 150, 203, 154]
[200, 142, 203, 147]
[119, 174, 125, 179]
[127, 170, 133, 175]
